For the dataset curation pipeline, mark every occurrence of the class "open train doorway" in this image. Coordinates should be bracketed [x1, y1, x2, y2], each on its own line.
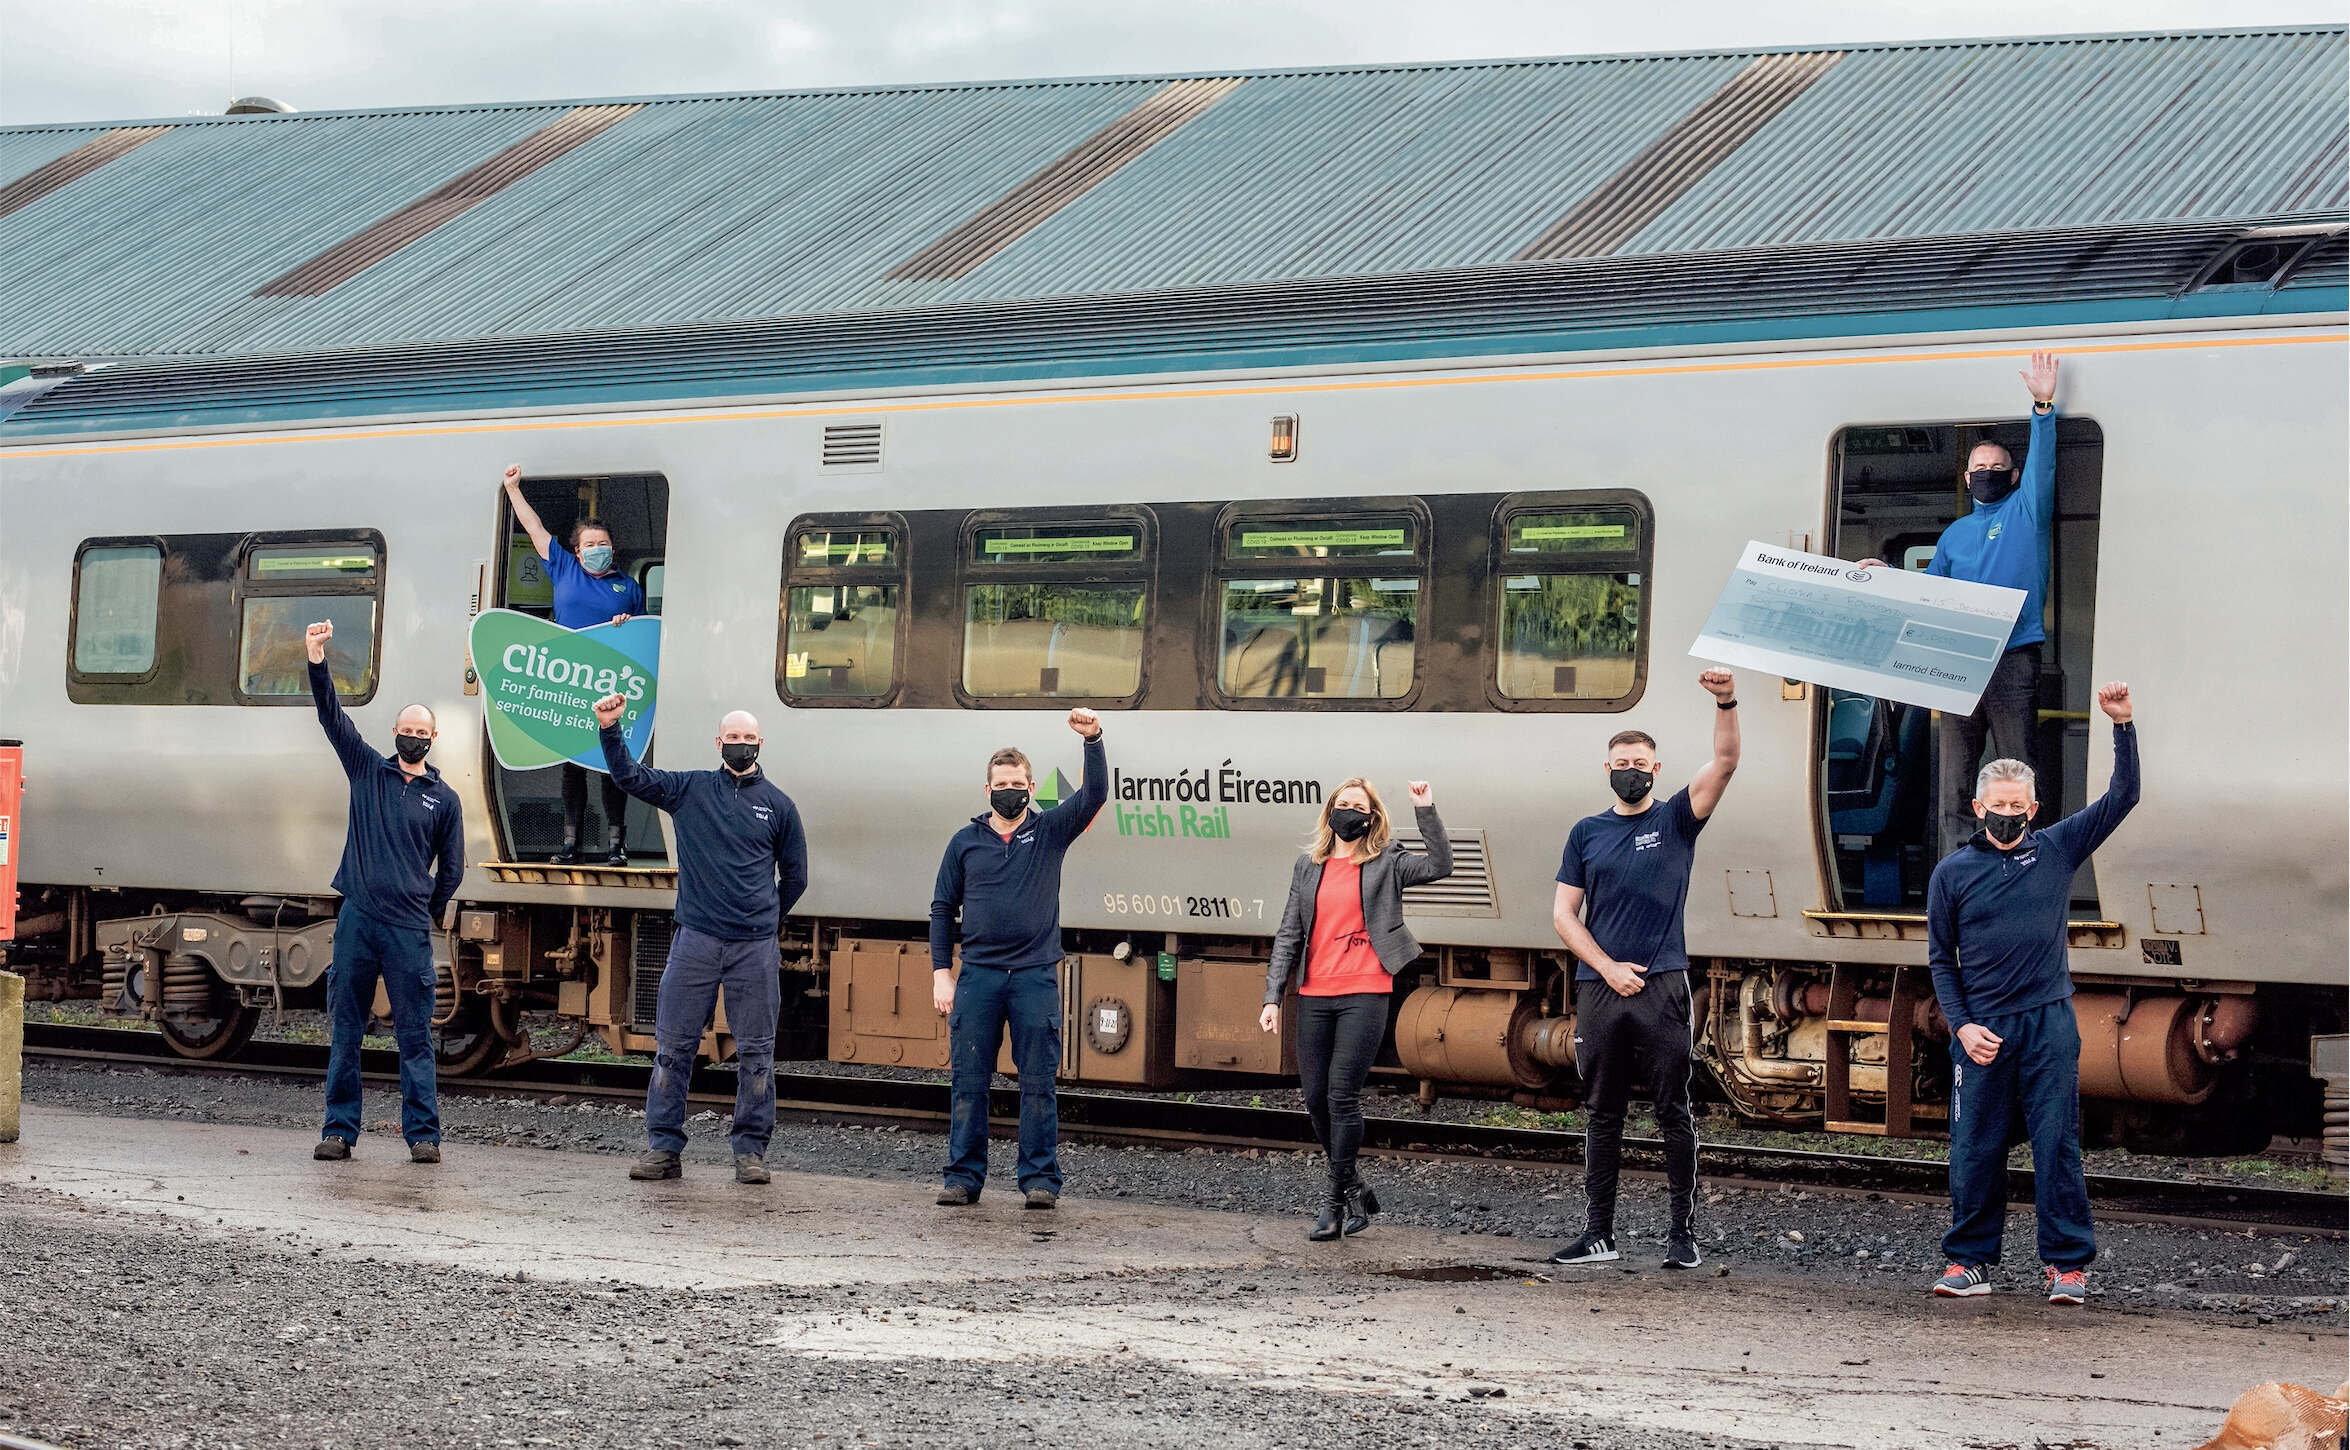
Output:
[488, 472, 670, 863]
[1822, 418, 2104, 913]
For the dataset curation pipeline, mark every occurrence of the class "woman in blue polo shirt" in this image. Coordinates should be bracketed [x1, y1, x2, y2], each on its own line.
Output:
[501, 465, 647, 865]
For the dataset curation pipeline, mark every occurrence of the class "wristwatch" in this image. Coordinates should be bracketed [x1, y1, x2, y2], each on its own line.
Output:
[2033, 399, 2054, 415]
[1717, 698, 1739, 710]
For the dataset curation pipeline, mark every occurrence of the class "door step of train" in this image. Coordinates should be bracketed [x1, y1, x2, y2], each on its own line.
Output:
[482, 861, 678, 889]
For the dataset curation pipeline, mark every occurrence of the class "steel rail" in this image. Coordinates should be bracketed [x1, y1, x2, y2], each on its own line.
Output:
[22, 1021, 2343, 1237]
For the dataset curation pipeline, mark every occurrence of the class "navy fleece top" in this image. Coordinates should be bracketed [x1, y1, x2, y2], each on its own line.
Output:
[1926, 407, 2056, 651]
[1927, 723, 2139, 1030]
[309, 660, 465, 932]
[929, 734, 1108, 973]
[601, 727, 807, 941]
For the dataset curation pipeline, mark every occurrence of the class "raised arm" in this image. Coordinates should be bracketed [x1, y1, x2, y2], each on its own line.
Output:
[500, 464, 555, 562]
[776, 799, 809, 918]
[593, 695, 689, 812]
[2018, 351, 2059, 535]
[1394, 788, 1452, 887]
[1687, 669, 1741, 820]
[1041, 709, 1109, 845]
[305, 622, 373, 778]
[2039, 683, 2140, 862]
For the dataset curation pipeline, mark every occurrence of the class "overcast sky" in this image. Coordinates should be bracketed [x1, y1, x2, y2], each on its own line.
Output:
[3, 0, 2340, 125]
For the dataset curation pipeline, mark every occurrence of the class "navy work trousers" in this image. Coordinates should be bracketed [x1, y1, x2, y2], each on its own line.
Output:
[1295, 992, 1388, 1187]
[322, 908, 440, 1146]
[644, 924, 780, 1158]
[1942, 998, 2096, 1269]
[944, 962, 1062, 1196]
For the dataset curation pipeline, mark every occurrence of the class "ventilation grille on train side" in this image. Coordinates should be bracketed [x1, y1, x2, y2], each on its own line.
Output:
[630, 913, 675, 1032]
[821, 422, 883, 469]
[1398, 830, 1499, 917]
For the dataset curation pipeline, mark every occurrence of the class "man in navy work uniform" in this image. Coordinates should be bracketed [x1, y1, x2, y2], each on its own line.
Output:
[929, 708, 1108, 1210]
[503, 465, 647, 866]
[1548, 669, 1741, 1269]
[303, 620, 465, 1165]
[1930, 681, 2139, 1306]
[1864, 351, 2064, 857]
[593, 693, 807, 1185]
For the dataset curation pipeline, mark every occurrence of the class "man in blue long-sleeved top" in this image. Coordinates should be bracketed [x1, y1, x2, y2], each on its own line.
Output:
[928, 708, 1108, 1209]
[1865, 351, 2064, 857]
[594, 693, 807, 1185]
[303, 620, 465, 1165]
[1927, 681, 2139, 1306]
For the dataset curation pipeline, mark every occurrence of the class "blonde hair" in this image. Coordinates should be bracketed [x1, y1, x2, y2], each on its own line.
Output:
[1308, 777, 1393, 865]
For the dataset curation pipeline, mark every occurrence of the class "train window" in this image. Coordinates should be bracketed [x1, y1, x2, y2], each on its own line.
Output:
[71, 542, 162, 676]
[959, 510, 1152, 705]
[1492, 501, 1648, 707]
[779, 519, 906, 706]
[234, 537, 382, 701]
[1214, 509, 1423, 705]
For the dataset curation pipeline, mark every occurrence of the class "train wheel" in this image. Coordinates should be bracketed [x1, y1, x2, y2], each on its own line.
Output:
[157, 986, 258, 1061]
[434, 999, 511, 1077]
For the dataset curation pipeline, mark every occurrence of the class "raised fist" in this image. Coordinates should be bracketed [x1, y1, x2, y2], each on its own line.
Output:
[1406, 780, 1433, 807]
[1699, 668, 1736, 701]
[593, 693, 627, 730]
[1067, 706, 1101, 738]
[305, 620, 334, 665]
[501, 464, 522, 490]
[2095, 681, 2132, 724]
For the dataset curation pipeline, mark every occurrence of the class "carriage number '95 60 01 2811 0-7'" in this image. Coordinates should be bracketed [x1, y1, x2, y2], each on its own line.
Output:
[1102, 893, 1264, 919]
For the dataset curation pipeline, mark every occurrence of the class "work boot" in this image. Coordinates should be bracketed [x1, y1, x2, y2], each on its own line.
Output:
[629, 1150, 682, 1181]
[603, 834, 629, 868]
[936, 1184, 974, 1206]
[1024, 1187, 1058, 1211]
[313, 1138, 351, 1161]
[734, 1154, 770, 1185]
[1342, 1170, 1378, 1236]
[409, 1141, 441, 1164]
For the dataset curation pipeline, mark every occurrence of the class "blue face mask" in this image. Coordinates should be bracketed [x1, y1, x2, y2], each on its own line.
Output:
[580, 544, 615, 573]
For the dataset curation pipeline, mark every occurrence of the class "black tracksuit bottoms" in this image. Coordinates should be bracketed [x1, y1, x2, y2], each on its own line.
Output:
[1576, 970, 1699, 1238]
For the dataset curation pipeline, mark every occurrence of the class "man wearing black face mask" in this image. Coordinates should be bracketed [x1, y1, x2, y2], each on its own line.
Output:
[303, 621, 465, 1165]
[1929, 682, 2137, 1306]
[594, 696, 807, 1184]
[929, 708, 1108, 1209]
[1548, 669, 1740, 1270]
[1864, 351, 2062, 857]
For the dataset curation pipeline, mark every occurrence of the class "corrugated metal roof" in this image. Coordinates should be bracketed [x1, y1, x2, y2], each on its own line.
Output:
[0, 25, 2341, 361]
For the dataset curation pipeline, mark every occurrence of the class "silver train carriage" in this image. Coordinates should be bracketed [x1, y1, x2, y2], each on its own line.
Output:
[3, 246, 2343, 1150]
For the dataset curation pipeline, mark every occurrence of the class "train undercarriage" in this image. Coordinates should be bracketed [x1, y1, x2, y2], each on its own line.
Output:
[2, 881, 2327, 1155]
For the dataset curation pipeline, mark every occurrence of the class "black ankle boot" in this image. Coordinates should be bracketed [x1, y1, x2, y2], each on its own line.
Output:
[1342, 1172, 1373, 1236]
[1309, 1177, 1346, 1242]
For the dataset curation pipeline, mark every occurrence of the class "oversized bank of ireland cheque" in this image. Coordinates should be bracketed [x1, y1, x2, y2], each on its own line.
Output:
[467, 609, 661, 772]
[1691, 542, 2026, 714]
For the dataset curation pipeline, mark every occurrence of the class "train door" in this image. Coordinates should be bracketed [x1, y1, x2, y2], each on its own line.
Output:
[1821, 419, 2104, 914]
[487, 472, 670, 863]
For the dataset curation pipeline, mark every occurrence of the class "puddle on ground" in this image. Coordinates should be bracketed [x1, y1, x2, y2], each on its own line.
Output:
[1377, 1264, 1520, 1282]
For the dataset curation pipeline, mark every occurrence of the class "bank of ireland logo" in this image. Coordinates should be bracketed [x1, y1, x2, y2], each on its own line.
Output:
[468, 608, 661, 773]
[1846, 568, 1873, 582]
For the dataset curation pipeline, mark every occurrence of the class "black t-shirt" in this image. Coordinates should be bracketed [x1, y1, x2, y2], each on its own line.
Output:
[1555, 788, 1707, 980]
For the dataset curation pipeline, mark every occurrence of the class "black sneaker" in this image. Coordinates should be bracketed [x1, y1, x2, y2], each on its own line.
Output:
[313, 1138, 351, 1161]
[603, 843, 630, 868]
[550, 844, 582, 866]
[1024, 1187, 1058, 1211]
[936, 1184, 975, 1206]
[628, 1150, 681, 1181]
[1663, 1231, 1701, 1269]
[409, 1141, 441, 1164]
[1547, 1230, 1619, 1265]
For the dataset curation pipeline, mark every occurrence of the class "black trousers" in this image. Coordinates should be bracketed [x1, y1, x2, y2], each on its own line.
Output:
[1938, 643, 2041, 858]
[1295, 993, 1388, 1189]
[1576, 970, 1699, 1238]
[559, 762, 630, 851]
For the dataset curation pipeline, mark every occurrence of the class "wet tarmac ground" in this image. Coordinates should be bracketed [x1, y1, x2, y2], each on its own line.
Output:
[3, 1094, 2343, 1450]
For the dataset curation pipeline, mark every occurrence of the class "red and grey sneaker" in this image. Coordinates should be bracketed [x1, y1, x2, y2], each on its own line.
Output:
[1932, 1263, 1992, 1297]
[2044, 1266, 2089, 1305]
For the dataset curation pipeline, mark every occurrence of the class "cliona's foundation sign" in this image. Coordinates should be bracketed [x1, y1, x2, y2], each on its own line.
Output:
[468, 608, 661, 772]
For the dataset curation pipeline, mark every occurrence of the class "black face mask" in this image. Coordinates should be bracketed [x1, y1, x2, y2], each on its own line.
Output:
[1981, 809, 2031, 845]
[721, 742, 760, 774]
[1328, 807, 1375, 843]
[1609, 767, 1654, 805]
[393, 734, 432, 765]
[1967, 467, 2018, 505]
[990, 786, 1030, 820]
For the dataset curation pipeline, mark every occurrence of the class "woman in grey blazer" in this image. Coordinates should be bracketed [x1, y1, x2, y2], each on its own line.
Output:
[1259, 777, 1451, 1240]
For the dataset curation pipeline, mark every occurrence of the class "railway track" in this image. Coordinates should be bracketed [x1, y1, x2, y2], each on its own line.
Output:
[22, 1020, 2344, 1237]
